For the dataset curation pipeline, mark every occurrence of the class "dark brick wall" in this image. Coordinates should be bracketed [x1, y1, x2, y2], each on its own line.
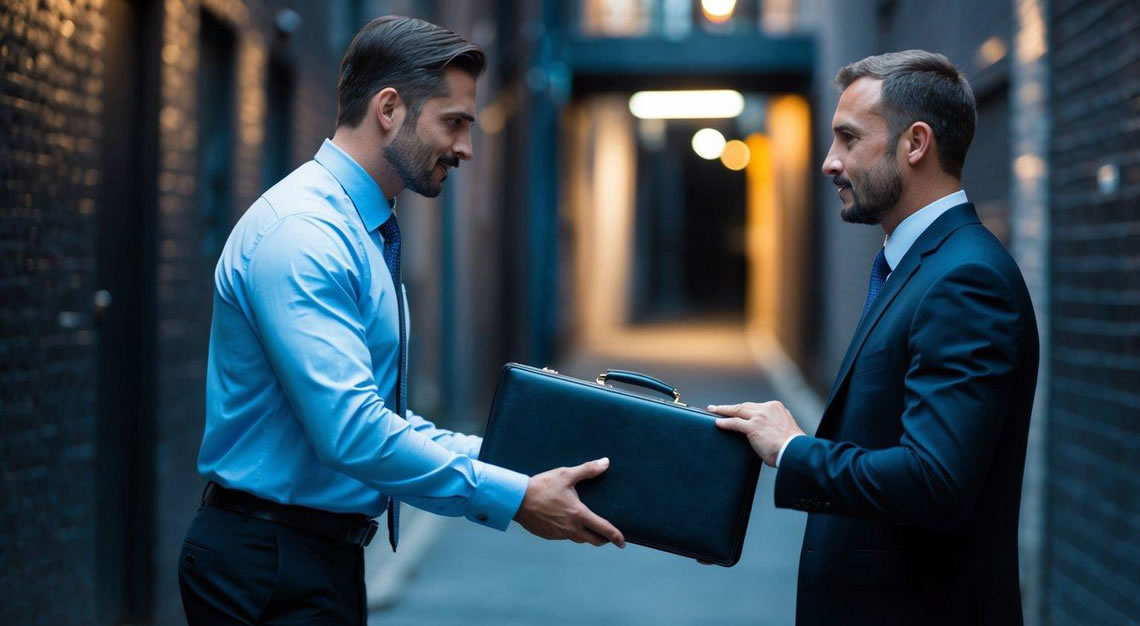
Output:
[0, 1, 104, 623]
[1046, 0, 1140, 624]
[1, 0, 348, 623]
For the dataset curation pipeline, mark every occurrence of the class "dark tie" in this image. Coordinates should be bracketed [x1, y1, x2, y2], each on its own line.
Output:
[378, 213, 406, 551]
[859, 247, 891, 324]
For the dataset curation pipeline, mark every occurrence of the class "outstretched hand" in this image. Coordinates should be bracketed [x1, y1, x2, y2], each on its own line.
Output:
[514, 458, 626, 548]
[708, 401, 805, 467]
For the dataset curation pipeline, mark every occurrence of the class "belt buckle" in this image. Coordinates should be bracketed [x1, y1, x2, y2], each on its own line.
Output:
[361, 519, 379, 547]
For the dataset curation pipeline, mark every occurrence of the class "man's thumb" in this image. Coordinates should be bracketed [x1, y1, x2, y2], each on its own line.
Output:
[568, 457, 610, 483]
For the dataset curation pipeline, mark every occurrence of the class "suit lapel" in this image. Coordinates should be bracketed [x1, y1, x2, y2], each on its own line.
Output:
[818, 204, 982, 428]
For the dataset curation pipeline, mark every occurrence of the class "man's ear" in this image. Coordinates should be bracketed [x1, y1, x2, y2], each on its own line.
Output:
[372, 87, 404, 134]
[902, 121, 934, 167]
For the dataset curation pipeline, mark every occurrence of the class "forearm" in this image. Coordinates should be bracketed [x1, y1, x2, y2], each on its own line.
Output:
[774, 435, 969, 528]
[404, 409, 483, 458]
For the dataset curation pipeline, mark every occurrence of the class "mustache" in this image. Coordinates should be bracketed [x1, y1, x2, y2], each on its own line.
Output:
[438, 155, 460, 169]
[833, 176, 851, 187]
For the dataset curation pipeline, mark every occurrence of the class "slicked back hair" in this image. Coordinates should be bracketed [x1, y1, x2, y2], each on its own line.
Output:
[336, 16, 485, 129]
[836, 50, 976, 178]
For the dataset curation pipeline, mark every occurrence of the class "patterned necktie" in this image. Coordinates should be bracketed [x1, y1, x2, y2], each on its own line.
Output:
[378, 213, 405, 551]
[859, 247, 891, 324]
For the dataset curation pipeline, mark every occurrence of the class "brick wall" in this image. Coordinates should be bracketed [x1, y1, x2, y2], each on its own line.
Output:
[1, 0, 347, 622]
[0, 0, 104, 622]
[1046, 0, 1140, 623]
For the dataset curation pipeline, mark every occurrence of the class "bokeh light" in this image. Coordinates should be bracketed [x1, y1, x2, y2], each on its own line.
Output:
[691, 128, 727, 160]
[720, 139, 751, 170]
[701, 0, 737, 23]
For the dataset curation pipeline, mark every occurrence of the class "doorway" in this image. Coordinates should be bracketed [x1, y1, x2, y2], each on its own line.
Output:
[95, 0, 159, 622]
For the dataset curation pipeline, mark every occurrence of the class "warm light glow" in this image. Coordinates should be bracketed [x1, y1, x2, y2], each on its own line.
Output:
[701, 0, 737, 23]
[1014, 154, 1045, 180]
[692, 128, 727, 160]
[1097, 163, 1120, 196]
[720, 139, 750, 170]
[479, 102, 505, 135]
[976, 36, 1007, 69]
[628, 90, 744, 120]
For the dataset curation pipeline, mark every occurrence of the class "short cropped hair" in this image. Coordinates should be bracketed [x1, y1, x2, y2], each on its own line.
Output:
[336, 16, 486, 129]
[836, 50, 976, 178]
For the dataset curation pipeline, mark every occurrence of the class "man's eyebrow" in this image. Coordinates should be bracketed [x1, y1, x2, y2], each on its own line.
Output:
[444, 111, 476, 124]
[833, 123, 860, 135]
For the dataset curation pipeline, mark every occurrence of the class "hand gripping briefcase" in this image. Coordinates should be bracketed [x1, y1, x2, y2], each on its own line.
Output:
[479, 363, 761, 566]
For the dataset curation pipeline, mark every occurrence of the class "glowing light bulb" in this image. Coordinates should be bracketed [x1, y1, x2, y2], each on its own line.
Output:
[720, 140, 751, 170]
[629, 90, 744, 120]
[701, 0, 737, 23]
[692, 128, 727, 160]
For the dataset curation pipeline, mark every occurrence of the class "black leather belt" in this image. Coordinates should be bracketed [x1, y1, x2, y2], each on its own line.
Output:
[203, 482, 379, 548]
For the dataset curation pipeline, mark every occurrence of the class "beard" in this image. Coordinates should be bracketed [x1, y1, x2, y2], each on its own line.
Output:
[383, 117, 458, 198]
[839, 152, 902, 225]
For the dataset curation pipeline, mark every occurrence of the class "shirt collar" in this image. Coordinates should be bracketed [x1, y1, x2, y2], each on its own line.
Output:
[883, 189, 968, 271]
[313, 138, 395, 232]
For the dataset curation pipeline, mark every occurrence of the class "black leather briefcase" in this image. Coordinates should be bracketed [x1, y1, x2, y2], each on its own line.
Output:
[480, 363, 761, 566]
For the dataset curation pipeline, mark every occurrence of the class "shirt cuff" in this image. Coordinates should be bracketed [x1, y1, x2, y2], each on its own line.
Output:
[776, 434, 805, 468]
[465, 460, 529, 531]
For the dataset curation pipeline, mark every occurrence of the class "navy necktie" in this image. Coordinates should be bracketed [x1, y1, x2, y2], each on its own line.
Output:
[378, 213, 405, 551]
[859, 247, 891, 324]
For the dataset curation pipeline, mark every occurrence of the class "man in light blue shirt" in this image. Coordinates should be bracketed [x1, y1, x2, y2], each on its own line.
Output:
[179, 16, 623, 625]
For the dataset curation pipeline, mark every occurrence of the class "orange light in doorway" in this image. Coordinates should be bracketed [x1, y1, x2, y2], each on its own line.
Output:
[720, 140, 751, 170]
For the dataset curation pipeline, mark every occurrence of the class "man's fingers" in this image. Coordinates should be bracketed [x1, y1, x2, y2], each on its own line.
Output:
[580, 507, 625, 548]
[715, 417, 750, 433]
[707, 403, 745, 417]
[579, 528, 609, 547]
[565, 457, 610, 484]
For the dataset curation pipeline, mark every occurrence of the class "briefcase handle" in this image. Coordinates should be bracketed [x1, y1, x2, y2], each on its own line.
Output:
[596, 369, 683, 404]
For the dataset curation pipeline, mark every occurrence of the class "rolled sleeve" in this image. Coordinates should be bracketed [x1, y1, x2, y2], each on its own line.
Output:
[465, 460, 529, 530]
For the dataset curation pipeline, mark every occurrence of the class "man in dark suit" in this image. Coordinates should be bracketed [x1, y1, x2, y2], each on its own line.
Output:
[710, 50, 1038, 625]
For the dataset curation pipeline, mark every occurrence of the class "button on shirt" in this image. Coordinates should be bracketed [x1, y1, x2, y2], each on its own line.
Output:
[199, 139, 528, 530]
[774, 189, 968, 469]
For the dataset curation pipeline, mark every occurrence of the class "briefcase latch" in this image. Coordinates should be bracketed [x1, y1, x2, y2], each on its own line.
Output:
[595, 369, 685, 406]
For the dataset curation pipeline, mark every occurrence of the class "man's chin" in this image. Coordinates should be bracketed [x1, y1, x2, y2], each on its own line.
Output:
[406, 179, 443, 198]
[840, 203, 881, 225]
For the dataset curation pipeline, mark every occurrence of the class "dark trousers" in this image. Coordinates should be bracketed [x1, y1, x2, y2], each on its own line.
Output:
[179, 504, 367, 625]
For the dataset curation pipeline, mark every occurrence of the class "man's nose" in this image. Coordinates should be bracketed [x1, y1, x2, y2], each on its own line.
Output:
[821, 150, 841, 177]
[455, 132, 473, 161]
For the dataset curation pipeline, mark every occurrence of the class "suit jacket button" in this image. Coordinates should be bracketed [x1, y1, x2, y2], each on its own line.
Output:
[476, 513, 489, 522]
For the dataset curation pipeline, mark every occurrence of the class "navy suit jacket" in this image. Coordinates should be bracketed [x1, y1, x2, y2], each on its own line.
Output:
[775, 204, 1038, 625]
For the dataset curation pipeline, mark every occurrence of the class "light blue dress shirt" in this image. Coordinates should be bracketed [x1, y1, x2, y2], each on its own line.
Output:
[200, 139, 528, 530]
